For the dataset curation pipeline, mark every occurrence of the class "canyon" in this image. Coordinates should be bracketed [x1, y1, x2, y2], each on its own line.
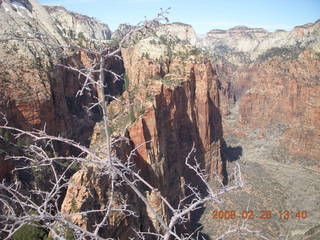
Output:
[200, 20, 320, 240]
[0, 0, 319, 239]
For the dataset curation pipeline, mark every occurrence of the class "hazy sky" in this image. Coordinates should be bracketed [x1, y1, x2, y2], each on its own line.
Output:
[39, 0, 320, 34]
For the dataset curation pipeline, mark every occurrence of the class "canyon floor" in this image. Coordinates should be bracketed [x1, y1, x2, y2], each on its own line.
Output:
[200, 104, 320, 240]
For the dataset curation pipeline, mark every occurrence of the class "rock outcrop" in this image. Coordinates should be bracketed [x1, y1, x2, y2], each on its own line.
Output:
[204, 20, 320, 63]
[112, 22, 197, 46]
[158, 22, 198, 45]
[0, 0, 63, 132]
[121, 38, 223, 232]
[0, 2, 225, 234]
[0, 0, 117, 178]
[205, 26, 268, 54]
[45, 5, 111, 41]
[237, 50, 320, 160]
[60, 34, 224, 237]
[61, 166, 138, 239]
[9, 0, 33, 12]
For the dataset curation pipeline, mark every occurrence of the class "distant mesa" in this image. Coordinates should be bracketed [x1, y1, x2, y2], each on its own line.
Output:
[229, 25, 268, 32]
[206, 25, 269, 37]
[229, 25, 251, 30]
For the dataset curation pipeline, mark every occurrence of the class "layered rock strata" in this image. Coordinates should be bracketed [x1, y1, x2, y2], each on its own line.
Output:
[205, 20, 320, 163]
[61, 37, 224, 237]
[0, 0, 122, 177]
[45, 5, 111, 41]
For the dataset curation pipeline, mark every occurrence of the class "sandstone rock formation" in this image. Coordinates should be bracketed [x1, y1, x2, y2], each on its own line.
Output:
[45, 5, 111, 41]
[204, 20, 320, 62]
[9, 0, 33, 12]
[0, 0, 64, 132]
[61, 167, 138, 239]
[205, 19, 320, 163]
[205, 26, 269, 54]
[157, 22, 198, 45]
[1, 2, 222, 235]
[122, 38, 224, 232]
[112, 22, 197, 46]
[0, 0, 117, 178]
[60, 33, 225, 237]
[238, 50, 320, 160]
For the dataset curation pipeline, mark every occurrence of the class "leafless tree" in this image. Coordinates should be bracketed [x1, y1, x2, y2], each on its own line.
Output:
[0, 7, 267, 240]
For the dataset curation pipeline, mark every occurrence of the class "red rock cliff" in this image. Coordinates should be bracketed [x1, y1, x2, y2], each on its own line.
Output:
[121, 43, 224, 231]
[238, 50, 320, 160]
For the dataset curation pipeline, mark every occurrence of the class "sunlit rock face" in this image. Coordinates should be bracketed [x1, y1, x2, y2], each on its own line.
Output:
[204, 19, 320, 163]
[237, 50, 320, 161]
[0, 4, 226, 235]
[61, 31, 225, 237]
[120, 35, 225, 233]
[61, 166, 139, 239]
[157, 22, 198, 45]
[45, 5, 111, 41]
[204, 20, 320, 62]
[121, 33, 223, 178]
[0, 0, 119, 178]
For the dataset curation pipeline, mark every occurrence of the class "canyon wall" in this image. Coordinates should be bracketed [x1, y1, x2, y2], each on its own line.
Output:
[237, 50, 320, 160]
[205, 20, 320, 163]
[122, 38, 223, 178]
[200, 20, 320, 239]
[45, 5, 111, 41]
[0, 0, 117, 178]
[60, 34, 224, 238]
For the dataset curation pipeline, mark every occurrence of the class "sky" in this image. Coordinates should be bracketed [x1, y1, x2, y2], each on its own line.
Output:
[39, 0, 320, 35]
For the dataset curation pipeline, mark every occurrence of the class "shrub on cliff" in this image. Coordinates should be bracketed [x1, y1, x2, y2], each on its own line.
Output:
[12, 224, 47, 240]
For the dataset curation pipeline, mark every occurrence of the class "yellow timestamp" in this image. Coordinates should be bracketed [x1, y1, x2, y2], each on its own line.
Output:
[212, 210, 308, 220]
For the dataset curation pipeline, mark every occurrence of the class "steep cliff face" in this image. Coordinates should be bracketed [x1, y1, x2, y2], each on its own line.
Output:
[121, 39, 223, 232]
[205, 20, 320, 163]
[112, 22, 198, 46]
[0, 0, 114, 179]
[61, 166, 138, 239]
[122, 37, 223, 175]
[1, 1, 224, 238]
[0, 0, 66, 43]
[157, 23, 198, 45]
[45, 5, 111, 41]
[205, 26, 269, 54]
[60, 35, 224, 237]
[237, 50, 320, 160]
[0, 0, 62, 133]
[2, 0, 318, 238]
[0, 49, 101, 145]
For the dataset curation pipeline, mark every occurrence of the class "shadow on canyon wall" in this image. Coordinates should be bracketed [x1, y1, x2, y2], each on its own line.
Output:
[192, 91, 243, 239]
[127, 80, 243, 238]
